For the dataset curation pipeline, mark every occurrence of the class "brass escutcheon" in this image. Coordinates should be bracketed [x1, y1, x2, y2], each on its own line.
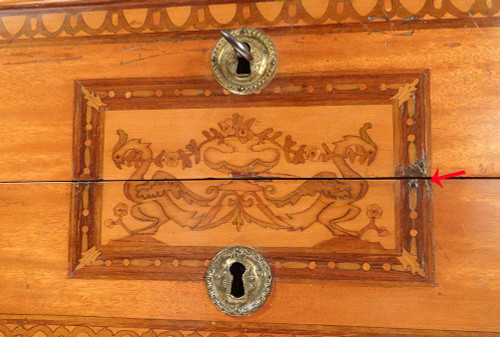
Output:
[211, 28, 278, 95]
[205, 246, 272, 317]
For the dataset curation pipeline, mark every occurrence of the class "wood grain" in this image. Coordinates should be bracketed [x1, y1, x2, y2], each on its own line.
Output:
[0, 27, 498, 181]
[0, 180, 499, 330]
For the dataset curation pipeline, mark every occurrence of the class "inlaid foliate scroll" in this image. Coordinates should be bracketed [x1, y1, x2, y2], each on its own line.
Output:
[70, 72, 432, 283]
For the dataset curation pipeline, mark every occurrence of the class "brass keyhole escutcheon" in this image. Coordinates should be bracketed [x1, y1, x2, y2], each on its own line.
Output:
[211, 28, 278, 95]
[206, 246, 272, 317]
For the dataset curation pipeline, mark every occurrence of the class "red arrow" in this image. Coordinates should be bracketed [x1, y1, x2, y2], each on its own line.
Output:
[430, 168, 466, 188]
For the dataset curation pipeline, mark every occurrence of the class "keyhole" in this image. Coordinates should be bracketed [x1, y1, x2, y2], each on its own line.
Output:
[230, 262, 246, 298]
[236, 43, 251, 76]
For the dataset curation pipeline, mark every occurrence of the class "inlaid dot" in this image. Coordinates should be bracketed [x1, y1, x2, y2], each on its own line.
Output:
[362, 263, 371, 271]
[382, 263, 391, 271]
[204, 259, 210, 267]
[108, 90, 115, 98]
[223, 89, 229, 95]
[204, 89, 211, 96]
[275, 262, 282, 269]
[308, 261, 317, 270]
[84, 139, 92, 147]
[154, 259, 162, 267]
[85, 124, 93, 131]
[123, 259, 130, 266]
[410, 211, 418, 219]
[81, 225, 89, 233]
[380, 83, 387, 91]
[255, 90, 261, 95]
[83, 168, 90, 175]
[155, 90, 163, 97]
[174, 89, 181, 96]
[406, 118, 414, 126]
[306, 85, 314, 93]
[410, 229, 418, 237]
[325, 83, 333, 92]
[105, 260, 112, 267]
[327, 262, 335, 269]
[172, 259, 179, 267]
[125, 91, 132, 99]
[274, 87, 281, 94]
[82, 209, 89, 216]
[407, 134, 416, 142]
[359, 83, 367, 91]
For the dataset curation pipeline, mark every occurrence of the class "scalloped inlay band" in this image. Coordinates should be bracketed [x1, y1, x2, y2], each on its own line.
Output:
[0, 0, 498, 47]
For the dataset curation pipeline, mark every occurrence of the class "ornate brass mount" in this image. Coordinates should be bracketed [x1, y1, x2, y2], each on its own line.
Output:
[205, 246, 272, 317]
[211, 28, 278, 95]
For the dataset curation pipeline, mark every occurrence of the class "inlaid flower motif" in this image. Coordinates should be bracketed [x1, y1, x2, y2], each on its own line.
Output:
[218, 118, 235, 137]
[104, 203, 133, 234]
[163, 152, 179, 167]
[366, 203, 383, 218]
[113, 202, 128, 217]
[306, 146, 321, 161]
[234, 117, 255, 144]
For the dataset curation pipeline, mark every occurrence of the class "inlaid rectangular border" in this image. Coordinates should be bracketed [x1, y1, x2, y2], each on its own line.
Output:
[70, 71, 433, 284]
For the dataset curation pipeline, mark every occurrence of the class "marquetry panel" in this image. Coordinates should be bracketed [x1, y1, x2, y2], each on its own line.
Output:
[69, 72, 432, 283]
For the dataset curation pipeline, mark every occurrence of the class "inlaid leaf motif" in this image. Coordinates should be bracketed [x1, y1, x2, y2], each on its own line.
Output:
[76, 246, 102, 270]
[82, 86, 107, 111]
[397, 249, 425, 276]
[391, 79, 419, 107]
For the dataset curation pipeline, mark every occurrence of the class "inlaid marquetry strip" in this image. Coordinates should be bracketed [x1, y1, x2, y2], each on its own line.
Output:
[88, 256, 417, 276]
[0, 315, 497, 337]
[78, 86, 107, 179]
[99, 79, 407, 100]
[0, 0, 498, 47]
[394, 180, 425, 276]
